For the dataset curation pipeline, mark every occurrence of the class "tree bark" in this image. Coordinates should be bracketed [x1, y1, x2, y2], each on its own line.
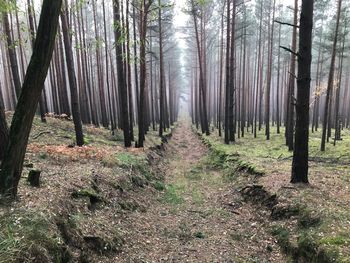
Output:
[321, 0, 342, 151]
[158, 0, 165, 137]
[286, 0, 298, 151]
[2, 11, 21, 99]
[114, 0, 132, 147]
[61, 2, 85, 147]
[291, 0, 314, 184]
[0, 0, 62, 199]
[0, 92, 8, 161]
[191, 0, 209, 136]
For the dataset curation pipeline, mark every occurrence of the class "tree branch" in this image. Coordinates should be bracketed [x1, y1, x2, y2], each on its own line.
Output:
[274, 20, 299, 28]
[280, 45, 300, 58]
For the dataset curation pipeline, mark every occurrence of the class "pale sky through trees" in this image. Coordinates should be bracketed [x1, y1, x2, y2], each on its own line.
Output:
[173, 0, 297, 52]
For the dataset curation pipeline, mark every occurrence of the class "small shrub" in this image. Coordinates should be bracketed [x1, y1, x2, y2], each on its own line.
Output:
[152, 181, 166, 191]
[271, 226, 291, 253]
[297, 233, 318, 260]
[39, 152, 48, 159]
[194, 231, 205, 239]
[298, 209, 321, 229]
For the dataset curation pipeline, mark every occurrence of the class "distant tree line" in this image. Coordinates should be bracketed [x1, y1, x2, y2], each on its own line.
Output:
[188, 0, 347, 183]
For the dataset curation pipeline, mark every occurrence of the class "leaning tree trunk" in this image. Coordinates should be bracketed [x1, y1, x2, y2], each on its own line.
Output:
[291, 0, 314, 184]
[27, 0, 47, 123]
[61, 2, 85, 147]
[0, 0, 62, 199]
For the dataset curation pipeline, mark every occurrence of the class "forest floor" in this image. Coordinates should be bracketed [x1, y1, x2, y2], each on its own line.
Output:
[199, 126, 350, 263]
[115, 121, 283, 262]
[0, 115, 349, 262]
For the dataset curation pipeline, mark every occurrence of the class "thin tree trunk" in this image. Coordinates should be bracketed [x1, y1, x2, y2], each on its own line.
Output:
[191, 0, 209, 136]
[2, 11, 22, 99]
[321, 0, 342, 151]
[158, 0, 165, 137]
[265, 0, 276, 140]
[61, 2, 85, 147]
[286, 0, 298, 151]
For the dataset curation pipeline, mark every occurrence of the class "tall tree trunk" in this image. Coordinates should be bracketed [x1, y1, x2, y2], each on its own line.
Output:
[286, 0, 298, 151]
[133, 0, 140, 122]
[291, 0, 314, 183]
[102, 0, 115, 132]
[333, 31, 345, 145]
[92, 0, 108, 128]
[218, 10, 224, 137]
[224, 0, 231, 144]
[114, 0, 131, 147]
[241, 10, 247, 138]
[126, 0, 135, 141]
[265, 0, 276, 140]
[27, 0, 47, 123]
[158, 0, 165, 137]
[191, 0, 209, 136]
[2, 11, 22, 99]
[229, 0, 236, 142]
[61, 2, 85, 147]
[321, 0, 342, 151]
[254, 1, 263, 138]
[0, 0, 62, 199]
[276, 23, 281, 134]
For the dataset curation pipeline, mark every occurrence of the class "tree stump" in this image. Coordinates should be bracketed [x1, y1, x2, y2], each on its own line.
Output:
[28, 170, 41, 187]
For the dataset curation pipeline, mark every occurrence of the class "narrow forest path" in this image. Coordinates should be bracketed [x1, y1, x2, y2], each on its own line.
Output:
[115, 121, 284, 263]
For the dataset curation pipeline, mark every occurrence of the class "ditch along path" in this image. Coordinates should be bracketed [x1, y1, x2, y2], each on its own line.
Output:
[115, 121, 284, 262]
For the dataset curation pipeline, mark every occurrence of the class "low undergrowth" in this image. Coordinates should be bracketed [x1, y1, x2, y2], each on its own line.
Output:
[197, 131, 264, 178]
[0, 211, 72, 263]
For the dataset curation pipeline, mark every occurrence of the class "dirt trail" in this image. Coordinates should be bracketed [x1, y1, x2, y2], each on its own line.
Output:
[115, 122, 284, 262]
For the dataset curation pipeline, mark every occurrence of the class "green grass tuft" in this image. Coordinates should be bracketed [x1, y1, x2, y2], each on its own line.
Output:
[271, 226, 291, 253]
[319, 235, 350, 246]
[162, 184, 184, 205]
[194, 231, 205, 239]
[0, 211, 71, 263]
[152, 181, 166, 191]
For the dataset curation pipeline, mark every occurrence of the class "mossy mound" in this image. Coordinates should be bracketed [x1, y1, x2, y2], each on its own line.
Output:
[0, 211, 73, 263]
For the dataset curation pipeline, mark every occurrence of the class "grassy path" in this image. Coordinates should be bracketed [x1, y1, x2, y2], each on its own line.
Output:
[115, 122, 284, 262]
